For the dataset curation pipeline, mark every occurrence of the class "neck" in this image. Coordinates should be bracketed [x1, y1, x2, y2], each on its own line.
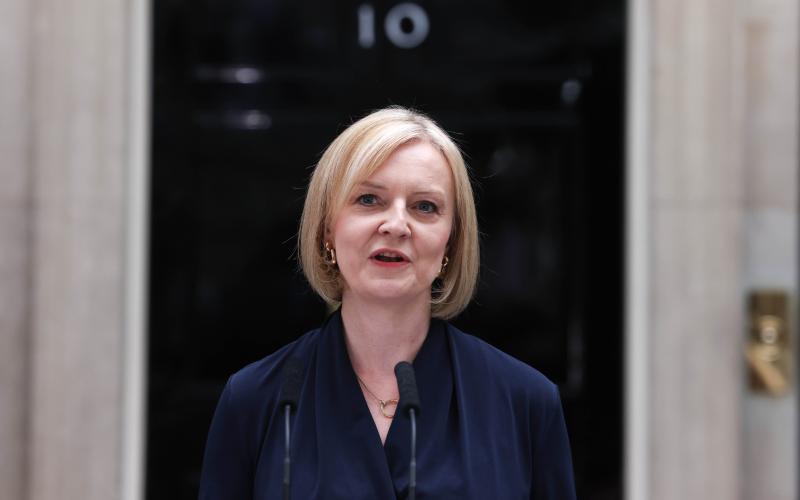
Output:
[340, 292, 431, 382]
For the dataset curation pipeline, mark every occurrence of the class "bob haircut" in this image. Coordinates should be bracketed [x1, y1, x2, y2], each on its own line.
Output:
[298, 106, 479, 320]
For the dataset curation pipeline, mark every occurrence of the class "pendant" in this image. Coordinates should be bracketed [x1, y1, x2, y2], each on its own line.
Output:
[380, 399, 399, 419]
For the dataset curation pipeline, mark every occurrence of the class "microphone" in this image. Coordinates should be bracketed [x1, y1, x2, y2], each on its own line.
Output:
[278, 357, 304, 500]
[394, 361, 421, 500]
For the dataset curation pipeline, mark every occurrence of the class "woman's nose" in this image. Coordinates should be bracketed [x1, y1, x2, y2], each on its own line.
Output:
[378, 202, 411, 238]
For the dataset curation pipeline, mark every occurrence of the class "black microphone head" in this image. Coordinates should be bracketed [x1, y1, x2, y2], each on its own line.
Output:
[394, 361, 421, 417]
[278, 357, 304, 411]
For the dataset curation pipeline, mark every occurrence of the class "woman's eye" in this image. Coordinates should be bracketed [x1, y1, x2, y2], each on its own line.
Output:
[417, 201, 438, 214]
[357, 194, 378, 206]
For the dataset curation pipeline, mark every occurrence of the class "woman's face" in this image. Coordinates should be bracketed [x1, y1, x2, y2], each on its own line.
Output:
[331, 140, 455, 306]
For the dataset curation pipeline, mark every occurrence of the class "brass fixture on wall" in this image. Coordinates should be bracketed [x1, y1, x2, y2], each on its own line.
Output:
[746, 290, 791, 395]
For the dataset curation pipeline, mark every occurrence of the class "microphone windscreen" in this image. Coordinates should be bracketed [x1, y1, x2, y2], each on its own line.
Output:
[278, 357, 304, 411]
[394, 361, 421, 417]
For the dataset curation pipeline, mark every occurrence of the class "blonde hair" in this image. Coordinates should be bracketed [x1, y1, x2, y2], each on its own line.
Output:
[298, 106, 479, 319]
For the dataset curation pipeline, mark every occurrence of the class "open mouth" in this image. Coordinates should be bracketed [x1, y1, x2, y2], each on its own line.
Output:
[374, 254, 405, 263]
[370, 250, 409, 263]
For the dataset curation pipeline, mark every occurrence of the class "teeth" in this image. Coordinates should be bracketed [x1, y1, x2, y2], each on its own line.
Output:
[375, 251, 404, 262]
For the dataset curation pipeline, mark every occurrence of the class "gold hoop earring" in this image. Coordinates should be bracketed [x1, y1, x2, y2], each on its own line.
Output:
[325, 241, 337, 265]
[439, 255, 449, 276]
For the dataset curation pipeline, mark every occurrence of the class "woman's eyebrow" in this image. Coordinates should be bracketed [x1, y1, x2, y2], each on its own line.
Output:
[359, 181, 445, 198]
[412, 189, 445, 198]
[358, 181, 387, 190]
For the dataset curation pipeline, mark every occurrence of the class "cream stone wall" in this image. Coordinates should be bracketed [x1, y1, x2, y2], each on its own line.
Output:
[629, 0, 745, 497]
[0, 0, 33, 498]
[0, 0, 148, 499]
[627, 0, 797, 499]
[741, 0, 798, 499]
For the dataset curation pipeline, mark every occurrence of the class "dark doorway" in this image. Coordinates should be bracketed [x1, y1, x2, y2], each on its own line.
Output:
[147, 1, 625, 498]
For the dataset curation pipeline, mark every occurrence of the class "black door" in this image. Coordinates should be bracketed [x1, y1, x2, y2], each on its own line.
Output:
[147, 1, 624, 498]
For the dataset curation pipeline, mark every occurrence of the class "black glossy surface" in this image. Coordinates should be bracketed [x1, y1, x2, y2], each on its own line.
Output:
[148, 1, 625, 498]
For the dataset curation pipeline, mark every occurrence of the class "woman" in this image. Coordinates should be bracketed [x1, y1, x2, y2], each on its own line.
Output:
[199, 107, 576, 499]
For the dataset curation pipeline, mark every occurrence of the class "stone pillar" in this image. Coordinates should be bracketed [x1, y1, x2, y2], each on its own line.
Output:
[0, 0, 34, 498]
[0, 0, 149, 498]
[741, 0, 798, 499]
[628, 0, 798, 499]
[626, 0, 746, 498]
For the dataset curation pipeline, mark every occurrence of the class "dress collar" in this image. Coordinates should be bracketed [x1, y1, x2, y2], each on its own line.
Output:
[312, 309, 452, 497]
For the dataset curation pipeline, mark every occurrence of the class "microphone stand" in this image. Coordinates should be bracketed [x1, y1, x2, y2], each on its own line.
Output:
[394, 362, 421, 500]
[283, 404, 292, 500]
[279, 358, 303, 500]
[409, 408, 417, 500]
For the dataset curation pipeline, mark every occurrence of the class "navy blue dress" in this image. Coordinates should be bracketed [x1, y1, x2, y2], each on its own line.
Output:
[199, 311, 576, 499]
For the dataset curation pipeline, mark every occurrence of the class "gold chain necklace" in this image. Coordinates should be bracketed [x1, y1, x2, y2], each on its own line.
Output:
[355, 375, 398, 419]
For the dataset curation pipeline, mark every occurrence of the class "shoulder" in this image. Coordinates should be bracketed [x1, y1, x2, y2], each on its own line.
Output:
[225, 328, 320, 412]
[444, 322, 559, 407]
